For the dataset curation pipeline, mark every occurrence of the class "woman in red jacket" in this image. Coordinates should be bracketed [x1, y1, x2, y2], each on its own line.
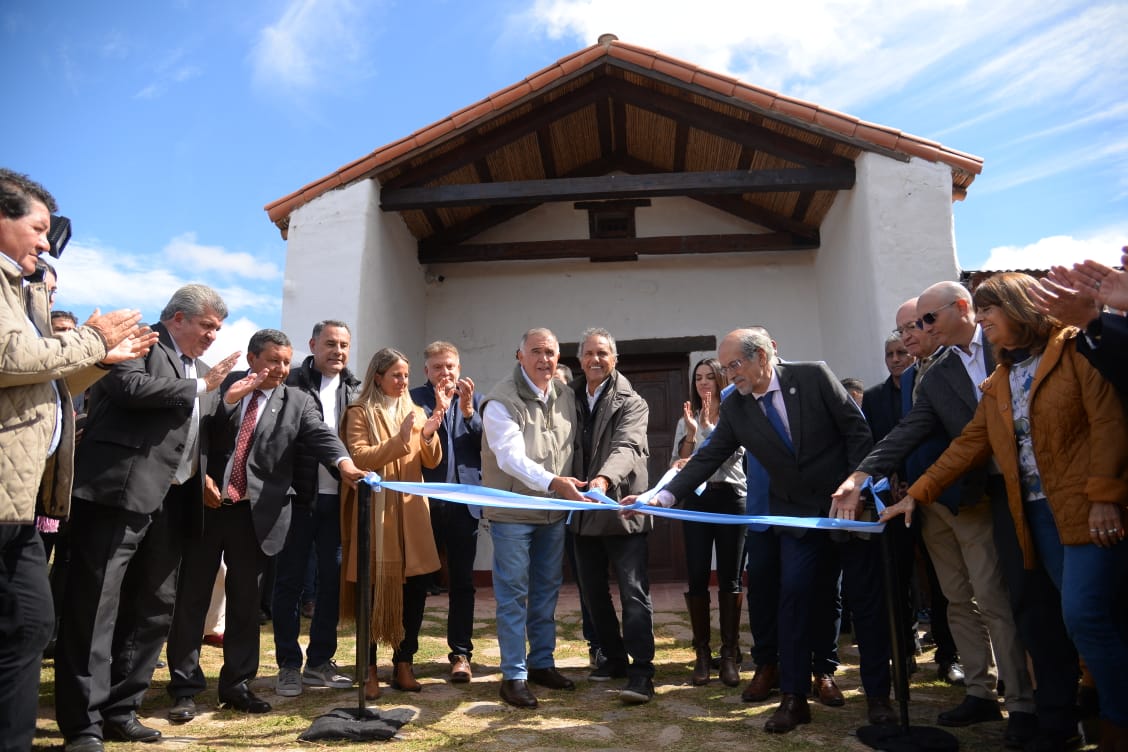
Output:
[881, 272, 1128, 751]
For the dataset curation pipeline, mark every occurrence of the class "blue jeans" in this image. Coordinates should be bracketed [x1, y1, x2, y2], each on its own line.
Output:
[490, 519, 565, 680]
[272, 493, 342, 669]
[1025, 497, 1128, 725]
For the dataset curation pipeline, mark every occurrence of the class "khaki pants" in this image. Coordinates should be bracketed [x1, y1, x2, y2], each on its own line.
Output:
[920, 500, 1034, 713]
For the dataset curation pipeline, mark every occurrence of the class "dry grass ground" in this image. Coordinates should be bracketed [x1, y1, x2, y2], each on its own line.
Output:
[34, 583, 1094, 751]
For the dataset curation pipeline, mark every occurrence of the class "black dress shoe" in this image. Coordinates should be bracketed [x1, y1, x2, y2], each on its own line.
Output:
[1003, 711, 1040, 749]
[764, 693, 811, 733]
[103, 713, 162, 743]
[500, 679, 538, 708]
[866, 696, 897, 726]
[63, 735, 105, 752]
[528, 667, 575, 690]
[218, 685, 272, 714]
[167, 696, 197, 723]
[937, 694, 1003, 727]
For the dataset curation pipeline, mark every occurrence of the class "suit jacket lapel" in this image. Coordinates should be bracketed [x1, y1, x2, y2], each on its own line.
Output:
[252, 386, 284, 445]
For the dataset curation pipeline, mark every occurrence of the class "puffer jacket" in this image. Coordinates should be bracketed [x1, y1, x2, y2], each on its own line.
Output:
[285, 355, 360, 503]
[908, 327, 1128, 568]
[1, 262, 106, 522]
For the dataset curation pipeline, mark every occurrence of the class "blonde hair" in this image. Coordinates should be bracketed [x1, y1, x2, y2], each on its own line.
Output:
[355, 348, 413, 424]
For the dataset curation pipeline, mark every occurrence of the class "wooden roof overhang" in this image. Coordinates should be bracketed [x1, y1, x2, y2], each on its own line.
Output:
[265, 40, 983, 265]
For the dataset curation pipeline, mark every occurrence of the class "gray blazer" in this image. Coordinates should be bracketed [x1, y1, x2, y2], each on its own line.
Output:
[856, 345, 996, 512]
[665, 361, 872, 537]
[73, 323, 214, 532]
[209, 379, 349, 556]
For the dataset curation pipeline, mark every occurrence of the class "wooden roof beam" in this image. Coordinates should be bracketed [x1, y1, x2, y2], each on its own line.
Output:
[419, 232, 817, 264]
[382, 167, 855, 210]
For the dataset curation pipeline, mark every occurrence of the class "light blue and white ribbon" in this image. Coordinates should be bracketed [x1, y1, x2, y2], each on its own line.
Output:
[361, 472, 888, 534]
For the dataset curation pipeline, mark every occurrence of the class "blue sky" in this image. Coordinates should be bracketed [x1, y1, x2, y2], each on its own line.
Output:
[5, 0, 1126, 361]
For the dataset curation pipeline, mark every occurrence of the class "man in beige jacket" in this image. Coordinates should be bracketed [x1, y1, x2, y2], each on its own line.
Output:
[0, 168, 152, 752]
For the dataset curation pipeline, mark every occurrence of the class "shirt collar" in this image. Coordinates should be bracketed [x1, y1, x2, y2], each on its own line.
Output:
[751, 369, 781, 401]
[519, 366, 550, 401]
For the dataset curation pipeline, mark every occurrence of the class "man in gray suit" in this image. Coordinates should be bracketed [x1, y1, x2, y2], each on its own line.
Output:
[833, 281, 1037, 745]
[165, 329, 365, 720]
[629, 328, 892, 734]
[56, 284, 239, 752]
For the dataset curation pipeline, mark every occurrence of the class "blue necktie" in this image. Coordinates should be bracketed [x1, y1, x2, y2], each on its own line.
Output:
[759, 394, 793, 453]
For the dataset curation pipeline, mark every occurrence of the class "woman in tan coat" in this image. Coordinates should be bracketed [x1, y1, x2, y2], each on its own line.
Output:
[881, 273, 1128, 751]
[340, 348, 447, 699]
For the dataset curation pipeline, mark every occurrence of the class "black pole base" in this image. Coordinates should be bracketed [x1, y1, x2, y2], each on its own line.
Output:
[857, 724, 959, 752]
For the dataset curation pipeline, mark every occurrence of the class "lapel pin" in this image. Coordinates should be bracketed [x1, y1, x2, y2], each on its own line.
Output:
[789, 387, 796, 395]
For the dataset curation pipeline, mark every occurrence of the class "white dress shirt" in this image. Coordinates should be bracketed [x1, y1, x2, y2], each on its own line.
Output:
[482, 368, 556, 492]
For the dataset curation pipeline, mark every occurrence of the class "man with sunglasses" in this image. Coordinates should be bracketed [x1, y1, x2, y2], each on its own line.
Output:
[833, 282, 1070, 751]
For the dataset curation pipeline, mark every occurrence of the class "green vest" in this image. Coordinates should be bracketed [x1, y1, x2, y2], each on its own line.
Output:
[481, 363, 576, 524]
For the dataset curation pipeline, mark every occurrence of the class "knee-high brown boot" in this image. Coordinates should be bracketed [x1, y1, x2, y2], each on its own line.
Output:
[685, 592, 712, 686]
[718, 592, 744, 687]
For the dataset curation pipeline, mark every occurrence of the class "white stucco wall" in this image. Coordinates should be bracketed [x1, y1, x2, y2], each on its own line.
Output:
[815, 153, 959, 387]
[281, 179, 426, 371]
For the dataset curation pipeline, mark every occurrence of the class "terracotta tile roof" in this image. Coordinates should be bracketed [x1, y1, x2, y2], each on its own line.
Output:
[265, 38, 983, 228]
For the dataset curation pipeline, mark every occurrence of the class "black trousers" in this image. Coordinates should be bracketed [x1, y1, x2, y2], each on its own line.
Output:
[988, 479, 1080, 734]
[573, 532, 656, 678]
[429, 500, 480, 660]
[167, 502, 268, 698]
[683, 484, 745, 595]
[55, 485, 191, 739]
[0, 524, 53, 752]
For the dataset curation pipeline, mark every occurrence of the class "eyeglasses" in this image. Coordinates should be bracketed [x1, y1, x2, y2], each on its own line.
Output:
[891, 322, 919, 338]
[719, 359, 744, 375]
[916, 300, 957, 328]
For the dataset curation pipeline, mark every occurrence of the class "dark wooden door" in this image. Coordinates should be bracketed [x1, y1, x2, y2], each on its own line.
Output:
[617, 355, 688, 583]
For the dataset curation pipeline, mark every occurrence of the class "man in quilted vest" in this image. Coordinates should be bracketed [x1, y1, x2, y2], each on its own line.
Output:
[481, 327, 585, 708]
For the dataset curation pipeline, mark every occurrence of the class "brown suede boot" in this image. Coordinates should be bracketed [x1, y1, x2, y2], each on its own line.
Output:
[718, 591, 744, 687]
[685, 592, 712, 686]
[392, 662, 421, 692]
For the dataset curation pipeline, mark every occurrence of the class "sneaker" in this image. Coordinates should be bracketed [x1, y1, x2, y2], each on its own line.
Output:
[276, 666, 302, 697]
[620, 675, 655, 704]
[303, 660, 354, 689]
[589, 661, 628, 682]
[588, 647, 606, 669]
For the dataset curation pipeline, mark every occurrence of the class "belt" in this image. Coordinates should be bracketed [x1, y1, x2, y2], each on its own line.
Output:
[220, 498, 244, 507]
[704, 481, 731, 491]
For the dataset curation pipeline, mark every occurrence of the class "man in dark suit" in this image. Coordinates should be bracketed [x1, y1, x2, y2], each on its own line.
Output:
[55, 284, 239, 752]
[834, 282, 1047, 748]
[629, 328, 892, 733]
[165, 328, 365, 720]
[410, 340, 484, 683]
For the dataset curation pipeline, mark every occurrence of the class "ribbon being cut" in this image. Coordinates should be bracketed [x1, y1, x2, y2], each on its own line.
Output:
[361, 468, 888, 535]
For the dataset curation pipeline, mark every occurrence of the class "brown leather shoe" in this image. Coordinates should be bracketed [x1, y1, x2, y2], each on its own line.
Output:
[741, 664, 779, 702]
[500, 679, 538, 708]
[364, 665, 382, 700]
[764, 693, 811, 733]
[867, 696, 897, 726]
[450, 655, 472, 684]
[392, 662, 421, 692]
[812, 673, 845, 707]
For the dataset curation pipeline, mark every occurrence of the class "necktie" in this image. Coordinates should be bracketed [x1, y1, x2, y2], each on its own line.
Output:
[759, 394, 793, 453]
[226, 390, 262, 501]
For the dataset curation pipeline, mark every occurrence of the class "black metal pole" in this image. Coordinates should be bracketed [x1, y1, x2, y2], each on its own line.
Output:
[356, 481, 371, 715]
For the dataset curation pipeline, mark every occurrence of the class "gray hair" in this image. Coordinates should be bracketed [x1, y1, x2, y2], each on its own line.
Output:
[248, 328, 291, 355]
[312, 319, 350, 339]
[159, 284, 228, 322]
[577, 327, 617, 359]
[736, 327, 777, 366]
[519, 327, 557, 350]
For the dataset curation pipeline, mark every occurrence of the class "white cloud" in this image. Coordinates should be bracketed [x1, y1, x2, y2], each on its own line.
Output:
[979, 227, 1128, 271]
[51, 237, 281, 323]
[206, 316, 263, 368]
[250, 0, 376, 93]
[164, 232, 282, 281]
[134, 48, 202, 99]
